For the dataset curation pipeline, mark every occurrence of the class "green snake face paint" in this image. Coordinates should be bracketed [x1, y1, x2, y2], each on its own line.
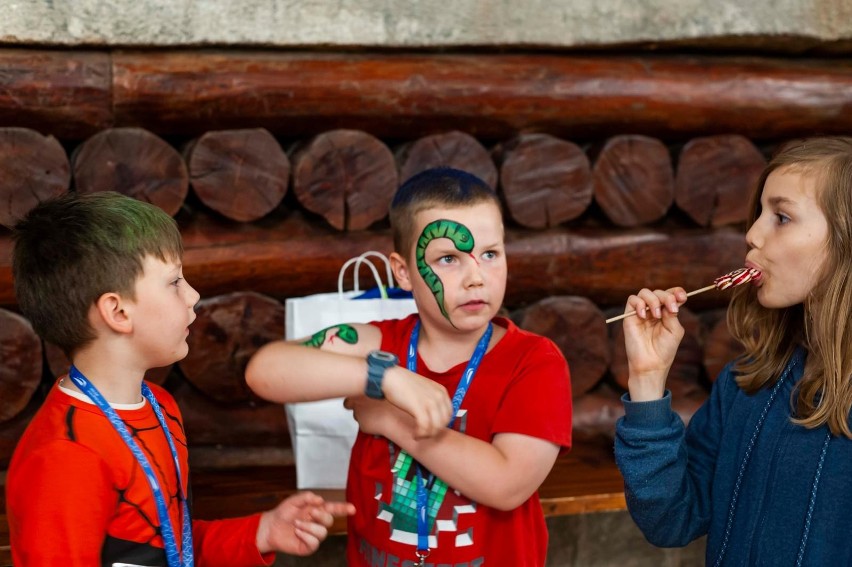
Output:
[415, 219, 474, 322]
[301, 324, 358, 348]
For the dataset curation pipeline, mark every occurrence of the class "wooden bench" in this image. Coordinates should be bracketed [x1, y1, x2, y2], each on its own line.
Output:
[0, 442, 624, 565]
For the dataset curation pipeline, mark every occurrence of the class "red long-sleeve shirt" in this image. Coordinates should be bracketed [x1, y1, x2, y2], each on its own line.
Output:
[7, 379, 274, 567]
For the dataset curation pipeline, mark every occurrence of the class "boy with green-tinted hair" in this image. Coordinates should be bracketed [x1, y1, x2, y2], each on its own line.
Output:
[7, 191, 353, 566]
[248, 167, 572, 566]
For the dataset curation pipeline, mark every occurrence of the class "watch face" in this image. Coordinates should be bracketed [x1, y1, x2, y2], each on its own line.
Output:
[371, 350, 397, 364]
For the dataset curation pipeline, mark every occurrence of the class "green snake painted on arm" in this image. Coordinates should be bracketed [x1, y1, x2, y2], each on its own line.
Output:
[415, 219, 475, 322]
[301, 324, 358, 348]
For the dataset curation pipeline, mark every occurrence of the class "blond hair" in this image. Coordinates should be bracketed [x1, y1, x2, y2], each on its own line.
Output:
[728, 136, 852, 437]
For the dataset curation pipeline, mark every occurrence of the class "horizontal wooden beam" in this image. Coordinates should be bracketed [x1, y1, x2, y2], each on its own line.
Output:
[1, 49, 851, 141]
[0, 210, 746, 309]
[0, 50, 111, 139]
[106, 52, 852, 141]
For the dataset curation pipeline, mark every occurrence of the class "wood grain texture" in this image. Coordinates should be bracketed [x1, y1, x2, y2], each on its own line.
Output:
[397, 130, 498, 189]
[0, 309, 42, 423]
[186, 128, 290, 222]
[0, 211, 747, 308]
[0, 128, 70, 228]
[675, 134, 766, 226]
[496, 133, 593, 228]
[293, 129, 397, 230]
[110, 52, 852, 141]
[0, 49, 111, 139]
[593, 135, 674, 227]
[179, 291, 285, 403]
[513, 296, 609, 398]
[72, 127, 189, 216]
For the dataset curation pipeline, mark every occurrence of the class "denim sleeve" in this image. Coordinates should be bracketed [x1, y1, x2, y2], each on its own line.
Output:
[614, 373, 729, 547]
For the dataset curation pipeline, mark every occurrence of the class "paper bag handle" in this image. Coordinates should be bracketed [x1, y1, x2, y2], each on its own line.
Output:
[355, 251, 394, 288]
[337, 251, 395, 299]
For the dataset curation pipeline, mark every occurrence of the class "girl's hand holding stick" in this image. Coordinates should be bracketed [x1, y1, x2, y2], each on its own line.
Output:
[606, 268, 762, 324]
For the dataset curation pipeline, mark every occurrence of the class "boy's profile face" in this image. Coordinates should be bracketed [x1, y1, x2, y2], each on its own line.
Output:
[125, 255, 200, 368]
[403, 201, 506, 333]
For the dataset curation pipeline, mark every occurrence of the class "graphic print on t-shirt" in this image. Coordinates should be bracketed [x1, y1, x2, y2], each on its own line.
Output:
[376, 409, 476, 548]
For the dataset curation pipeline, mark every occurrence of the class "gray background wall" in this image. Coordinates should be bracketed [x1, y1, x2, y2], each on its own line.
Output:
[2, 0, 851, 51]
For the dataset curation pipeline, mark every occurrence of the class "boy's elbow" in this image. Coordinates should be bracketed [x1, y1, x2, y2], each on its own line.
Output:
[245, 349, 275, 398]
[481, 483, 537, 511]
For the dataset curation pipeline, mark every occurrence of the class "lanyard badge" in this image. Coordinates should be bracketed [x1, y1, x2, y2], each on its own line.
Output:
[405, 320, 493, 563]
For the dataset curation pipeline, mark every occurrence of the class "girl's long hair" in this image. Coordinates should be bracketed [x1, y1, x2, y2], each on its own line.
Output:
[728, 136, 852, 437]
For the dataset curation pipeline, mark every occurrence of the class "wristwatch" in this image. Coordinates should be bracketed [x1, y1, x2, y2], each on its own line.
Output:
[365, 350, 398, 399]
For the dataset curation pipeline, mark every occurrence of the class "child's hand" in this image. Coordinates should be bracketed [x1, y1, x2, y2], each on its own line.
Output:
[622, 287, 687, 402]
[381, 367, 452, 438]
[344, 395, 406, 437]
[255, 492, 355, 555]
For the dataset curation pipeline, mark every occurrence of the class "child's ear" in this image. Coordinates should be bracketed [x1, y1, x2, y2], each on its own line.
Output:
[94, 292, 133, 335]
[389, 252, 414, 292]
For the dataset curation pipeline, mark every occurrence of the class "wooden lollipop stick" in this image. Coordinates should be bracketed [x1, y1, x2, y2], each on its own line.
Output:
[605, 284, 716, 324]
[604, 267, 760, 324]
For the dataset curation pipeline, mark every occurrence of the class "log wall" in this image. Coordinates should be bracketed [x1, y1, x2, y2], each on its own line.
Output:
[0, 47, 843, 470]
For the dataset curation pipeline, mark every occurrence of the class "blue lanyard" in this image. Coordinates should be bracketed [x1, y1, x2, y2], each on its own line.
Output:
[68, 366, 194, 567]
[406, 320, 493, 559]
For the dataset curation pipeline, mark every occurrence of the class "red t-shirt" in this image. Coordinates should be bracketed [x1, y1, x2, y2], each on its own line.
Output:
[7, 380, 272, 567]
[347, 315, 572, 566]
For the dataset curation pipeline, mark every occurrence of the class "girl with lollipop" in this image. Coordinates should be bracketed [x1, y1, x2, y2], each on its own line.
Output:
[614, 137, 852, 566]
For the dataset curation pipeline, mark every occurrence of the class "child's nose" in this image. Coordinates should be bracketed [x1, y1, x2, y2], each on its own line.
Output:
[465, 255, 484, 286]
[185, 281, 201, 307]
[745, 222, 762, 249]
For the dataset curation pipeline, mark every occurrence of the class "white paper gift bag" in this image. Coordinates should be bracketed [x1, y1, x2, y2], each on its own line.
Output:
[284, 251, 418, 489]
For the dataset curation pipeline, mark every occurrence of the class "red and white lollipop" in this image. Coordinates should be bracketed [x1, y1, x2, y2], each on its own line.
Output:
[606, 267, 762, 323]
[710, 267, 761, 291]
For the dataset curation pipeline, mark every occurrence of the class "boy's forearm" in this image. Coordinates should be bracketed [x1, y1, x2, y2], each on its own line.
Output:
[387, 424, 559, 511]
[246, 342, 370, 403]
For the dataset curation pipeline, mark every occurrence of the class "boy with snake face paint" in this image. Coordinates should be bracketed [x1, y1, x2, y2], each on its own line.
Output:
[247, 167, 572, 566]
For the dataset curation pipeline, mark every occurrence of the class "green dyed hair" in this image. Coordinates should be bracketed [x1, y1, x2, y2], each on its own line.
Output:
[12, 191, 183, 356]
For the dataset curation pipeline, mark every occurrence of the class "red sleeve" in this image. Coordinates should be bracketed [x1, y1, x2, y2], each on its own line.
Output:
[8, 441, 115, 566]
[193, 514, 275, 567]
[492, 338, 573, 449]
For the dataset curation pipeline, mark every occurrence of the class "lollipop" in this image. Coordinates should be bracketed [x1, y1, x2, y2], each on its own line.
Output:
[605, 267, 762, 324]
[711, 267, 760, 290]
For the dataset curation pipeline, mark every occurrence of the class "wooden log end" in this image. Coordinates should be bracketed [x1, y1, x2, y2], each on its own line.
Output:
[513, 295, 609, 398]
[497, 133, 593, 229]
[188, 128, 290, 222]
[0, 128, 71, 229]
[675, 134, 766, 227]
[398, 130, 498, 190]
[293, 129, 397, 231]
[593, 135, 674, 227]
[0, 309, 43, 423]
[179, 291, 285, 403]
[73, 127, 189, 217]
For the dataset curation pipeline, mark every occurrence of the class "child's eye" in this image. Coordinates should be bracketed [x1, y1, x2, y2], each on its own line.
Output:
[776, 213, 791, 225]
[482, 251, 498, 261]
[172, 277, 184, 287]
[437, 255, 456, 265]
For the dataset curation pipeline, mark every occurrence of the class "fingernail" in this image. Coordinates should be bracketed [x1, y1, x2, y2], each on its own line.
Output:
[670, 302, 678, 313]
[654, 307, 661, 318]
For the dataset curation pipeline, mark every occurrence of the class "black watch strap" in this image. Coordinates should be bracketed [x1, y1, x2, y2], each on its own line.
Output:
[365, 350, 398, 399]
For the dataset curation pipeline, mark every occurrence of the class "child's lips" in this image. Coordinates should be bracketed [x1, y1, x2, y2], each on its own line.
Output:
[744, 263, 764, 286]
